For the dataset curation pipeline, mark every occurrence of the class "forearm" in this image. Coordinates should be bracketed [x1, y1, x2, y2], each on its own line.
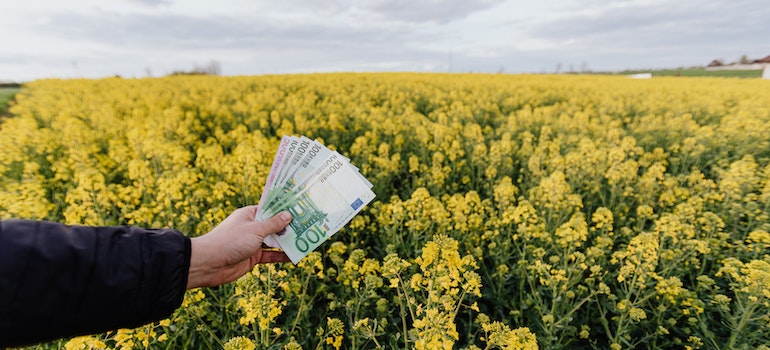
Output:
[0, 220, 190, 347]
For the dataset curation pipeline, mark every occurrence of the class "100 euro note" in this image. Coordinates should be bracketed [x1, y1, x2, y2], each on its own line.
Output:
[256, 136, 375, 263]
[258, 136, 336, 247]
[257, 135, 293, 248]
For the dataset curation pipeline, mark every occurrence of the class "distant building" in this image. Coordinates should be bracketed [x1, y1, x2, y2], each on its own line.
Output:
[754, 55, 770, 64]
[626, 73, 652, 79]
[707, 59, 724, 67]
[705, 54, 770, 71]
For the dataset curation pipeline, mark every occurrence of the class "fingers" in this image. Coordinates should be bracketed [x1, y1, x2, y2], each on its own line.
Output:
[251, 212, 292, 265]
[255, 211, 292, 239]
[235, 205, 260, 219]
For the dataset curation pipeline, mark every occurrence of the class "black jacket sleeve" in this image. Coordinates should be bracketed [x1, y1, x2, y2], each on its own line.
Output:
[0, 220, 191, 347]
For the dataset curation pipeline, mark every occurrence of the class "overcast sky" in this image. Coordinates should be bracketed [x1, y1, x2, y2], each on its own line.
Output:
[2, 0, 769, 82]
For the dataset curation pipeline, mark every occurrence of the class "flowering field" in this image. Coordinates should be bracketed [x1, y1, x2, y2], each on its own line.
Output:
[2, 73, 770, 349]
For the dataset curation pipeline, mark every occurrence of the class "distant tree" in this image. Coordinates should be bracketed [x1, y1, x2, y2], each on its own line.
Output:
[203, 61, 222, 75]
[169, 60, 222, 76]
[739, 54, 750, 64]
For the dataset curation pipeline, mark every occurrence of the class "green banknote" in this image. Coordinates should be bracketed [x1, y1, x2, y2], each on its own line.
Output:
[256, 136, 375, 263]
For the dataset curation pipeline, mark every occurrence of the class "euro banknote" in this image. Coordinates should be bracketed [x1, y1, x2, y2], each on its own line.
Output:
[256, 135, 375, 263]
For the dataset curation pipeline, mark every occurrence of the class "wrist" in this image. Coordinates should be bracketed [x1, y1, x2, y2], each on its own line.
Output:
[186, 237, 213, 289]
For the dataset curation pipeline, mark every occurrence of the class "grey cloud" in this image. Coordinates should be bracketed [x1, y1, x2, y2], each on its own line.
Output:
[530, 0, 770, 53]
[39, 10, 417, 52]
[363, 0, 504, 24]
[279, 0, 505, 24]
[121, 0, 170, 6]
[515, 0, 770, 70]
[278, 0, 360, 17]
[29, 7, 454, 76]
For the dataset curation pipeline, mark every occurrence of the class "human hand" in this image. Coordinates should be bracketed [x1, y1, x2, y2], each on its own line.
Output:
[186, 206, 292, 289]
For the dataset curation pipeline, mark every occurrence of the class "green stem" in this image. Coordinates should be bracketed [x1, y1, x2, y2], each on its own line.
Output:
[595, 298, 615, 343]
[398, 289, 409, 350]
[451, 288, 469, 320]
[192, 309, 223, 348]
[727, 302, 757, 349]
[289, 271, 313, 335]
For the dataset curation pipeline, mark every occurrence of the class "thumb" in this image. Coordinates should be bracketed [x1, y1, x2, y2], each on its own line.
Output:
[256, 211, 292, 238]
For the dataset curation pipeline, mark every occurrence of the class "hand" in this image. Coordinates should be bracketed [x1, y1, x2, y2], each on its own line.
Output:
[186, 206, 292, 289]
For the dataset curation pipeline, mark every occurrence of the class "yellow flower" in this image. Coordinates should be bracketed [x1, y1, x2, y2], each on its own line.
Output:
[591, 207, 614, 231]
[555, 212, 589, 248]
[579, 325, 590, 339]
[409, 154, 421, 173]
[628, 307, 647, 322]
[655, 276, 685, 304]
[323, 317, 345, 350]
[481, 321, 538, 350]
[636, 204, 655, 219]
[64, 336, 107, 350]
[528, 171, 583, 214]
[223, 336, 256, 350]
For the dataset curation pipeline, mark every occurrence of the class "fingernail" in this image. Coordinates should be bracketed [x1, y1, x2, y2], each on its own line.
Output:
[279, 211, 292, 222]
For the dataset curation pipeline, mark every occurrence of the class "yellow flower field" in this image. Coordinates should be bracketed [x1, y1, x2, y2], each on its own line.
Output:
[1, 73, 769, 349]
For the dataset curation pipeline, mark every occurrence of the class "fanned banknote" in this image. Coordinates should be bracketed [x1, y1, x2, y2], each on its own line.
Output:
[257, 135, 375, 264]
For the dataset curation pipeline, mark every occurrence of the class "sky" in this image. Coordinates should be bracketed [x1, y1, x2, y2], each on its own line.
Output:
[2, 0, 769, 82]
